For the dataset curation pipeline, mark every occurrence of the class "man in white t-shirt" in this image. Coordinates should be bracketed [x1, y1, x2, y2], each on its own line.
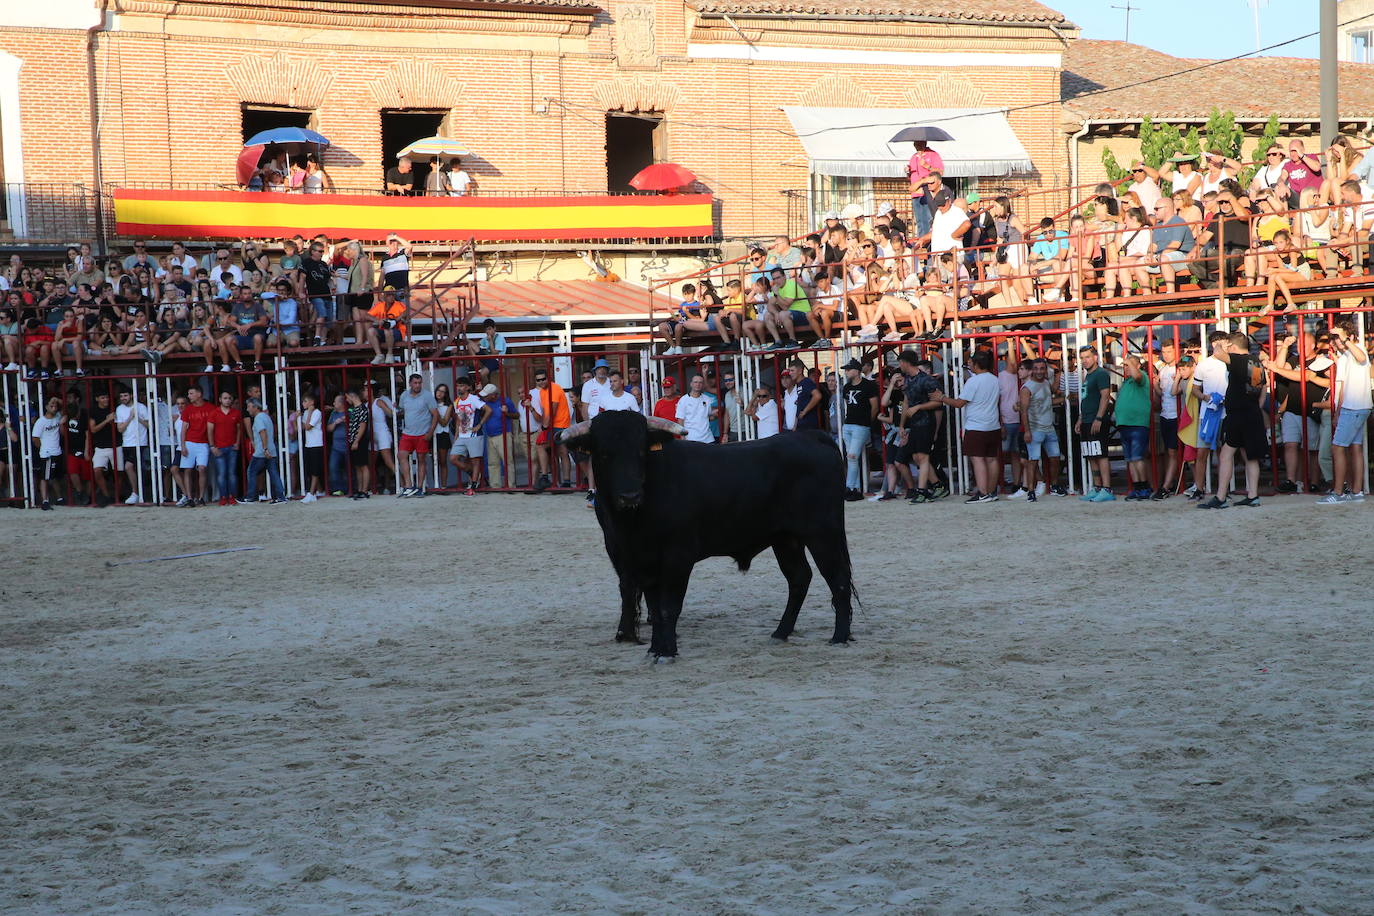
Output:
[1128, 160, 1162, 214]
[746, 385, 781, 438]
[299, 391, 325, 502]
[675, 374, 718, 443]
[924, 190, 970, 257]
[31, 394, 64, 510]
[115, 387, 151, 504]
[1189, 331, 1230, 498]
[365, 382, 397, 494]
[1321, 321, 1372, 503]
[576, 359, 616, 504]
[939, 349, 1001, 502]
[449, 375, 490, 496]
[599, 370, 640, 414]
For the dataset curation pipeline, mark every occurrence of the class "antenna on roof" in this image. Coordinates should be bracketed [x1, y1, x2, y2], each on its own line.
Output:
[1248, 0, 1269, 52]
[1111, 0, 1138, 43]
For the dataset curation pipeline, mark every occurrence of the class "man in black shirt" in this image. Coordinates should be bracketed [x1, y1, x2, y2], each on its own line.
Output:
[840, 358, 878, 500]
[385, 157, 416, 196]
[63, 390, 91, 506]
[88, 390, 118, 507]
[1200, 331, 1265, 509]
[301, 241, 335, 345]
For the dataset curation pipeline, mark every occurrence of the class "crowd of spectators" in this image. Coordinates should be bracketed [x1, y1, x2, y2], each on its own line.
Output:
[0, 233, 424, 380]
[655, 136, 1374, 358]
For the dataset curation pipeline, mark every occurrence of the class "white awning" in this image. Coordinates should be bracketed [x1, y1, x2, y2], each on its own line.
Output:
[782, 107, 1034, 179]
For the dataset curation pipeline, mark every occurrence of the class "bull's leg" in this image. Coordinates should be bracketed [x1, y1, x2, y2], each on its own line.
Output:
[653, 568, 691, 659]
[643, 582, 664, 657]
[770, 536, 812, 641]
[615, 576, 644, 644]
[806, 535, 854, 644]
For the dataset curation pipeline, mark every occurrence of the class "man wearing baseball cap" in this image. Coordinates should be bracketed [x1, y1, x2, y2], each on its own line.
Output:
[480, 382, 520, 489]
[578, 358, 614, 504]
[652, 376, 680, 423]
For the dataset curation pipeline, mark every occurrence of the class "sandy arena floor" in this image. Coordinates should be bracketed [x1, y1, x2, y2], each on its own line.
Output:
[2, 492, 1373, 913]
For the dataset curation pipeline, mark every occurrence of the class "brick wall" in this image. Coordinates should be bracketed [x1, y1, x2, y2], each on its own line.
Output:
[0, 4, 1070, 242]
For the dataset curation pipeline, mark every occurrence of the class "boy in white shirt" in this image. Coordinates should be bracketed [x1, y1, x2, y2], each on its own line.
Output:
[31, 395, 64, 510]
[1320, 321, 1372, 502]
[675, 374, 718, 443]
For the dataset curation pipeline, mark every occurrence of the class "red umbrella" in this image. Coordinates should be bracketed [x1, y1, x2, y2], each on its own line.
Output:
[629, 162, 697, 192]
[236, 145, 265, 186]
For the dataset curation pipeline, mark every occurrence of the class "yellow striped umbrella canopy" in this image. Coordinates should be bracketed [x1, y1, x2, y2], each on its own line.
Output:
[397, 136, 470, 161]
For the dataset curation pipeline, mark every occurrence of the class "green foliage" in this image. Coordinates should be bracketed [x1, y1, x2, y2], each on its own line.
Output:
[1099, 109, 1266, 185]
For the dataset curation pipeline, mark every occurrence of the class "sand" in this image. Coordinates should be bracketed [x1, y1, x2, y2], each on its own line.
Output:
[2, 493, 1373, 913]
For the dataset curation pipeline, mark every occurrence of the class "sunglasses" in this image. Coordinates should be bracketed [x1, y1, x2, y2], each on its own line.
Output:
[1267, 152, 1282, 158]
[534, 377, 547, 383]
[1133, 169, 1145, 174]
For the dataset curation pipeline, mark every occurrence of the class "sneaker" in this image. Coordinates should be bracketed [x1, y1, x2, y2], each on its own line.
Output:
[1317, 493, 1348, 505]
[124, 493, 141, 505]
[253, 362, 264, 372]
[75, 367, 87, 376]
[1033, 482, 1046, 498]
[234, 362, 245, 373]
[881, 332, 905, 342]
[878, 492, 900, 501]
[1233, 496, 1261, 507]
[930, 484, 950, 500]
[25, 368, 37, 380]
[413, 489, 426, 498]
[270, 497, 287, 504]
[976, 493, 999, 504]
[41, 500, 53, 511]
[1006, 488, 1028, 500]
[3, 362, 17, 371]
[1091, 489, 1117, 502]
[174, 496, 189, 507]
[1124, 488, 1142, 501]
[39, 370, 50, 380]
[463, 487, 475, 497]
[1050, 485, 1068, 497]
[1079, 488, 1099, 502]
[867, 491, 885, 502]
[663, 346, 682, 356]
[844, 489, 864, 502]
[1026, 491, 1037, 502]
[236, 497, 253, 505]
[1197, 496, 1228, 509]
[1149, 488, 1171, 501]
[909, 490, 929, 504]
[964, 490, 984, 504]
[1182, 485, 1198, 499]
[203, 364, 215, 373]
[1276, 478, 1298, 495]
[331, 490, 345, 497]
[258, 494, 269, 502]
[533, 474, 550, 493]
[301, 493, 317, 504]
[1350, 491, 1367, 503]
[811, 339, 831, 349]
[313, 336, 324, 348]
[218, 364, 232, 372]
[1136, 487, 1153, 500]
[370, 355, 385, 365]
[397, 487, 412, 498]
[559, 480, 572, 489]
[360, 491, 371, 499]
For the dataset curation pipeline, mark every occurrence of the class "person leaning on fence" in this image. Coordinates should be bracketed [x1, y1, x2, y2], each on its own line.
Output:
[1198, 333, 1267, 509]
[345, 389, 372, 499]
[242, 399, 287, 504]
[327, 394, 350, 496]
[480, 382, 520, 489]
[1262, 331, 1330, 495]
[525, 369, 572, 492]
[1076, 346, 1115, 502]
[839, 358, 878, 502]
[1188, 332, 1231, 500]
[936, 349, 1000, 504]
[450, 375, 491, 496]
[1111, 354, 1153, 501]
[1017, 357, 1063, 501]
[1321, 321, 1372, 504]
[396, 372, 439, 499]
[31, 395, 64, 511]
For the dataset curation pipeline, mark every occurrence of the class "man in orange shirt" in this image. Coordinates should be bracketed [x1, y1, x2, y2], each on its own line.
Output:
[523, 368, 572, 492]
[366, 287, 408, 365]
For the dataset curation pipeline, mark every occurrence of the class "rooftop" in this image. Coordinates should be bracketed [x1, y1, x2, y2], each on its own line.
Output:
[1062, 39, 1374, 121]
[690, 0, 1069, 25]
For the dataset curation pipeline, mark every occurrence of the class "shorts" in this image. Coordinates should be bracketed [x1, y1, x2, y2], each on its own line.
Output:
[399, 433, 430, 454]
[1000, 422, 1021, 453]
[1333, 408, 1370, 447]
[350, 444, 370, 466]
[1078, 418, 1111, 457]
[375, 327, 402, 345]
[160, 445, 176, 468]
[789, 310, 810, 327]
[962, 427, 1000, 459]
[39, 455, 65, 480]
[310, 296, 334, 324]
[1025, 428, 1061, 461]
[1146, 249, 1188, 273]
[481, 358, 500, 373]
[120, 446, 150, 469]
[180, 440, 210, 469]
[435, 431, 453, 451]
[372, 426, 394, 451]
[1119, 425, 1150, 462]
[536, 427, 567, 446]
[706, 314, 720, 332]
[1280, 412, 1319, 447]
[66, 453, 92, 481]
[234, 333, 261, 350]
[451, 436, 486, 458]
[1159, 416, 1179, 450]
[1223, 408, 1268, 455]
[894, 423, 934, 463]
[304, 446, 324, 480]
[92, 447, 117, 470]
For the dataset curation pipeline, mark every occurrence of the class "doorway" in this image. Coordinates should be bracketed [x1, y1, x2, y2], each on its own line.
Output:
[605, 112, 664, 193]
[381, 109, 448, 194]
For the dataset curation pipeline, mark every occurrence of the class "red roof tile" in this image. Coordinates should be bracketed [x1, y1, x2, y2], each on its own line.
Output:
[1063, 39, 1374, 121]
[690, 0, 1068, 24]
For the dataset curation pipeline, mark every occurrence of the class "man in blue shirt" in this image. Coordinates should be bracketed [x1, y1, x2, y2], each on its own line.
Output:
[1028, 217, 1069, 300]
[480, 382, 520, 488]
[1148, 197, 1195, 294]
[789, 359, 822, 430]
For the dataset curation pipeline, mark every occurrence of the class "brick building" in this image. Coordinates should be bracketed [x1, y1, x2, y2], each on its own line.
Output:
[1, 0, 1077, 254]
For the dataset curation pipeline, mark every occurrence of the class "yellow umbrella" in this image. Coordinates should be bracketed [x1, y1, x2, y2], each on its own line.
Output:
[397, 136, 470, 162]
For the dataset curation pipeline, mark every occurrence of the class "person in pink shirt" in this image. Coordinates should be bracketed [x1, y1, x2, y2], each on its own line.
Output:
[906, 141, 945, 242]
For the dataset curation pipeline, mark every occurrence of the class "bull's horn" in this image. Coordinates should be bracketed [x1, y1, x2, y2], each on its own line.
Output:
[559, 420, 592, 442]
[645, 416, 686, 436]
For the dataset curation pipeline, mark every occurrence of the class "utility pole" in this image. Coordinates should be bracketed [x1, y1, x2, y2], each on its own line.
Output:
[1112, 0, 1137, 43]
[1320, 0, 1338, 146]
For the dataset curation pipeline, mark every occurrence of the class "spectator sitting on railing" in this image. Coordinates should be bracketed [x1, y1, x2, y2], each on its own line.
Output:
[1026, 217, 1068, 302]
[765, 235, 801, 273]
[224, 285, 268, 372]
[807, 272, 842, 344]
[464, 318, 507, 383]
[1126, 159, 1162, 214]
[53, 307, 87, 376]
[0, 306, 20, 370]
[265, 278, 302, 348]
[655, 282, 699, 356]
[1260, 229, 1309, 314]
[23, 316, 55, 379]
[762, 267, 811, 351]
[1145, 197, 1194, 295]
[149, 306, 188, 361]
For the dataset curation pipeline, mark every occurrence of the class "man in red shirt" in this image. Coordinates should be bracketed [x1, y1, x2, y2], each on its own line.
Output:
[652, 376, 681, 423]
[178, 386, 212, 506]
[207, 391, 243, 506]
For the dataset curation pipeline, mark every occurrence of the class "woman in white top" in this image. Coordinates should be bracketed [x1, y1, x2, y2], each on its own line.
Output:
[1199, 150, 1239, 197]
[300, 155, 329, 194]
[1159, 154, 1202, 201]
[1116, 206, 1152, 296]
[1250, 144, 1289, 199]
[1298, 187, 1334, 275]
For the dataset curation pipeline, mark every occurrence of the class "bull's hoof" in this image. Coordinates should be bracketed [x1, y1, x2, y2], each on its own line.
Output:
[828, 635, 853, 645]
[770, 631, 790, 642]
[616, 632, 645, 645]
[651, 654, 677, 664]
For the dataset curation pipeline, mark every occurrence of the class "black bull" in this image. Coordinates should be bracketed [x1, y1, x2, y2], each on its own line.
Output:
[562, 410, 855, 658]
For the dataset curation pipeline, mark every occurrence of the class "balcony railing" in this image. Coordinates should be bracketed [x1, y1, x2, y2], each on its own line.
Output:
[1, 183, 100, 245]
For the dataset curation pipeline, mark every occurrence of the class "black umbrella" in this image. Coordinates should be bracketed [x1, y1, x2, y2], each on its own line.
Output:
[890, 126, 954, 143]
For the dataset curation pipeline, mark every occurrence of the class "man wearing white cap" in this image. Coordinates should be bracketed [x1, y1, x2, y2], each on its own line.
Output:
[480, 381, 520, 489]
[578, 358, 615, 504]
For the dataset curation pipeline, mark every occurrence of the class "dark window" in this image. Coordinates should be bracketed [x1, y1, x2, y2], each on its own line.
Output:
[240, 105, 313, 144]
[380, 109, 448, 193]
[605, 112, 664, 194]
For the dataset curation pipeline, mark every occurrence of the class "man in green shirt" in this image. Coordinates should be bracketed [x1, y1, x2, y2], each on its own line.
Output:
[764, 267, 810, 350]
[1113, 354, 1153, 500]
[1077, 346, 1115, 501]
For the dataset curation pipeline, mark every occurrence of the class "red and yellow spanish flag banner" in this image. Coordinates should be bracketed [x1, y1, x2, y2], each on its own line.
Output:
[113, 189, 714, 242]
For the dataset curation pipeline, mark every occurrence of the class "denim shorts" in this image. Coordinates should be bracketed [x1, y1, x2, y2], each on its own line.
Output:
[311, 296, 334, 323]
[1333, 408, 1370, 447]
[1000, 422, 1020, 453]
[1025, 428, 1060, 461]
[1119, 425, 1150, 462]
